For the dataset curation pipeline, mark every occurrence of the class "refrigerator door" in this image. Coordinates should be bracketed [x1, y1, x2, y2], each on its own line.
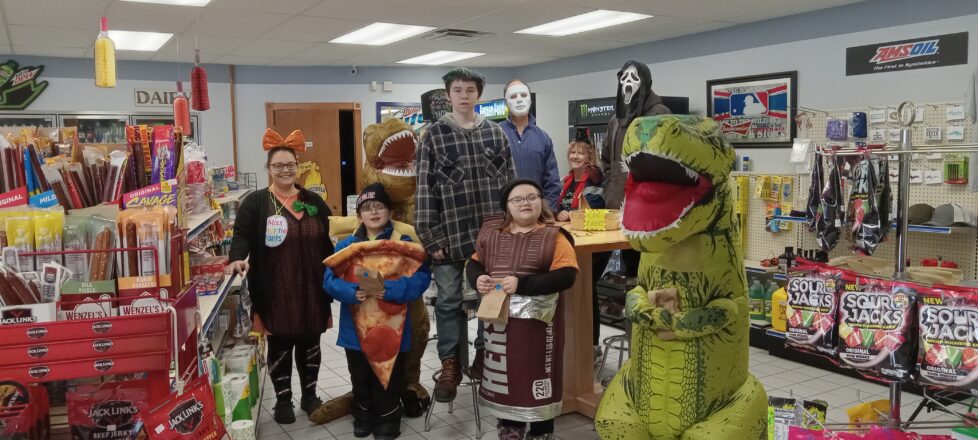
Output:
[130, 114, 199, 142]
[59, 114, 128, 144]
[0, 113, 56, 128]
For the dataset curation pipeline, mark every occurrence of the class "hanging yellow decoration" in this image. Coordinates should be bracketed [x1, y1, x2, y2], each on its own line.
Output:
[94, 17, 116, 88]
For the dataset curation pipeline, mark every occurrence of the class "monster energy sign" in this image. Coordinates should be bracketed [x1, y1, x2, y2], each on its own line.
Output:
[0, 60, 49, 110]
[568, 97, 616, 126]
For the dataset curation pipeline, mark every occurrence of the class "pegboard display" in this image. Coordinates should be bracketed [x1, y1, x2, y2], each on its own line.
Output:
[799, 101, 974, 150]
[731, 171, 804, 264]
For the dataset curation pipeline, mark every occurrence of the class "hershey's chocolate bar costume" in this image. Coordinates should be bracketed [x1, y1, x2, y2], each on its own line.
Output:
[467, 215, 576, 423]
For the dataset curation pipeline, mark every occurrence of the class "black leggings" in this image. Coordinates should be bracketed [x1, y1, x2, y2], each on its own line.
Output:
[499, 418, 555, 435]
[267, 334, 322, 403]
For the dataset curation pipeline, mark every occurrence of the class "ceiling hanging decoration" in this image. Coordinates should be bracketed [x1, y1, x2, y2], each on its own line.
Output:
[94, 17, 117, 88]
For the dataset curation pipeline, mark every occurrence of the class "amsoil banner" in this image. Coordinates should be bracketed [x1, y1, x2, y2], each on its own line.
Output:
[846, 32, 968, 76]
[0, 60, 49, 110]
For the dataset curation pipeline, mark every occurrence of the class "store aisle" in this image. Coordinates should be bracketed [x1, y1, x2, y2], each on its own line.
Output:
[254, 307, 959, 439]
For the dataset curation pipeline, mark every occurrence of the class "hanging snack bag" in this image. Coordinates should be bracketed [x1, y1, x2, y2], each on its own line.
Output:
[837, 274, 917, 381]
[848, 157, 884, 256]
[151, 126, 176, 185]
[816, 156, 845, 252]
[917, 286, 978, 394]
[785, 265, 844, 358]
[144, 376, 226, 440]
[67, 381, 149, 440]
[62, 216, 90, 281]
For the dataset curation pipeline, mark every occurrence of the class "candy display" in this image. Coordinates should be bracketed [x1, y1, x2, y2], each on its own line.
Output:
[785, 264, 844, 358]
[917, 286, 978, 394]
[837, 274, 917, 380]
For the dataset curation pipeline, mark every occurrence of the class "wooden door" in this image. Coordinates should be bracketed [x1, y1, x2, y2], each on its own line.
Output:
[266, 103, 362, 216]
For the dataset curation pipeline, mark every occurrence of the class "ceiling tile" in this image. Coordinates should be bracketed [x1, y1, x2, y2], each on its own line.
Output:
[7, 25, 95, 48]
[209, 0, 323, 15]
[2, 0, 108, 29]
[116, 50, 156, 61]
[460, 34, 626, 58]
[12, 45, 88, 58]
[261, 16, 368, 42]
[304, 0, 525, 27]
[269, 57, 344, 66]
[449, 3, 595, 33]
[193, 9, 291, 38]
[577, 15, 732, 44]
[465, 54, 560, 67]
[104, 1, 203, 34]
[290, 43, 368, 61]
[150, 51, 222, 63]
[229, 39, 316, 57]
[213, 54, 280, 65]
[156, 34, 250, 55]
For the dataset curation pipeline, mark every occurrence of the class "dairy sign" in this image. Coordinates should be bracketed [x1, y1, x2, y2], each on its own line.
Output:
[134, 89, 191, 107]
[846, 32, 968, 76]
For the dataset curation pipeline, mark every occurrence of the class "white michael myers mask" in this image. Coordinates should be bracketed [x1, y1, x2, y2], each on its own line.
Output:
[619, 65, 641, 105]
[505, 83, 531, 117]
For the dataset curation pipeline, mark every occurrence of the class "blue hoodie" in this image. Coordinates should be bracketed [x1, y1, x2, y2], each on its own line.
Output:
[323, 221, 431, 352]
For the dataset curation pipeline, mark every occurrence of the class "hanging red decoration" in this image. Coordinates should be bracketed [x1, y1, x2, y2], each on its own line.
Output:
[173, 80, 192, 136]
[190, 49, 210, 111]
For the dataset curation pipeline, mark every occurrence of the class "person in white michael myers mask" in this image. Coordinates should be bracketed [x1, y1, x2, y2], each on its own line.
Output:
[600, 60, 671, 277]
[499, 79, 562, 211]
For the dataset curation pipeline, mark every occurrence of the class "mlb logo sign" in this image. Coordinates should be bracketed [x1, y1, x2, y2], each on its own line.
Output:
[712, 84, 788, 120]
[730, 92, 769, 117]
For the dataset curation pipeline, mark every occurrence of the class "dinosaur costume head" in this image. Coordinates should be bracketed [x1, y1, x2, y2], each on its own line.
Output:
[362, 118, 418, 222]
[621, 115, 736, 252]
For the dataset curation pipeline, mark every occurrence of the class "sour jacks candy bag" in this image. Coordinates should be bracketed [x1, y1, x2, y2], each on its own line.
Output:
[785, 265, 844, 358]
[917, 286, 978, 394]
[837, 274, 917, 381]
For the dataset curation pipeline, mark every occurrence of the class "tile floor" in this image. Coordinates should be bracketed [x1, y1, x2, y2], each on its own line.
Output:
[255, 306, 965, 439]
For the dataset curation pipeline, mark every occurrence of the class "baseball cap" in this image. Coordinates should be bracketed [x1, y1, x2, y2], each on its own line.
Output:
[907, 204, 934, 225]
[923, 203, 976, 227]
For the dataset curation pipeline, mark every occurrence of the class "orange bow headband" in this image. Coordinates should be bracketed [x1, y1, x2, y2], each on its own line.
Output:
[262, 128, 306, 152]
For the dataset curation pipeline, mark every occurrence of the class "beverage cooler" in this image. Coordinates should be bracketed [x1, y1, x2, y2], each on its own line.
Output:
[59, 113, 128, 144]
[131, 113, 200, 142]
[0, 113, 56, 128]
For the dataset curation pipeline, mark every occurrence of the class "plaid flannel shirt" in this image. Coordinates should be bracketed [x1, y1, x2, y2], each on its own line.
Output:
[414, 114, 517, 262]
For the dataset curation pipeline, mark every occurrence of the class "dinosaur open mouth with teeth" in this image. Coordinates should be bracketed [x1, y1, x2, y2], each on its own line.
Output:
[622, 151, 713, 236]
[371, 129, 416, 177]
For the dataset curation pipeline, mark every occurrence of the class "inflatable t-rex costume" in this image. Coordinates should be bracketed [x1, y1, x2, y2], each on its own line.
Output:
[361, 118, 419, 223]
[594, 115, 767, 439]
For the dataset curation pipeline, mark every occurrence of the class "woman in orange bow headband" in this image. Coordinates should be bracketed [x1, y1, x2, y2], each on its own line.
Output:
[227, 128, 335, 424]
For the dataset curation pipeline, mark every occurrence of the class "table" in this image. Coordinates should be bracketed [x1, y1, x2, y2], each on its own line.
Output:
[559, 226, 632, 418]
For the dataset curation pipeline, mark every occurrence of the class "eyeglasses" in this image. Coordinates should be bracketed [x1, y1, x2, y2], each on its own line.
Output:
[507, 194, 541, 206]
[270, 162, 298, 172]
[360, 204, 388, 213]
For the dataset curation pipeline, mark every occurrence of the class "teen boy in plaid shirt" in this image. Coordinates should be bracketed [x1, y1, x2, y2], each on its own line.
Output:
[414, 67, 517, 402]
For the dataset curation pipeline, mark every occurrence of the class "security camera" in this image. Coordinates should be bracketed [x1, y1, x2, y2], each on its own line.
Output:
[350, 66, 358, 76]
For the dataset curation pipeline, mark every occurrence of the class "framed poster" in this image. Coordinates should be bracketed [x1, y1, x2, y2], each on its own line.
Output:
[707, 71, 797, 148]
[376, 102, 424, 130]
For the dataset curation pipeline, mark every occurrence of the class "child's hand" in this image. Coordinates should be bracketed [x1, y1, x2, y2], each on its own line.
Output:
[355, 290, 370, 302]
[500, 276, 518, 295]
[476, 275, 495, 294]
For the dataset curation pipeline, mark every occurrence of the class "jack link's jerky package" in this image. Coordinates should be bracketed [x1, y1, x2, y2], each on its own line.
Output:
[144, 376, 225, 440]
[917, 285, 978, 394]
[837, 274, 917, 381]
[68, 381, 149, 440]
[785, 264, 844, 359]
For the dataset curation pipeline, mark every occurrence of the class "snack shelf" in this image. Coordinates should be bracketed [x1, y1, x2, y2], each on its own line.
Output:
[766, 328, 786, 339]
[215, 188, 253, 205]
[745, 259, 777, 274]
[199, 273, 237, 335]
[187, 209, 221, 241]
[772, 215, 974, 235]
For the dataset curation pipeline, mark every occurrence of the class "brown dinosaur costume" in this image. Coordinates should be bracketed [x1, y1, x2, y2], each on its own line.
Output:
[311, 119, 432, 424]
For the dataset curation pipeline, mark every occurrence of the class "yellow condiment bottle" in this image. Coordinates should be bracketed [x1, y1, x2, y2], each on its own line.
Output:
[94, 17, 116, 88]
[771, 287, 788, 332]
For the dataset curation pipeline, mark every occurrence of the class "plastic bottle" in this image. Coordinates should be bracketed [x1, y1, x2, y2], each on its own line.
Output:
[94, 17, 116, 88]
[749, 279, 765, 321]
[764, 281, 779, 322]
[771, 287, 788, 332]
[741, 156, 751, 172]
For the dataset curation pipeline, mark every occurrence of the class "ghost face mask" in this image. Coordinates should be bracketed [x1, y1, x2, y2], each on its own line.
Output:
[619, 65, 641, 106]
[505, 83, 531, 117]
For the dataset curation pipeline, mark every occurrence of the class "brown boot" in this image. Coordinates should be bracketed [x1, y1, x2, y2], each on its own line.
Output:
[467, 348, 485, 381]
[308, 392, 353, 424]
[433, 357, 461, 402]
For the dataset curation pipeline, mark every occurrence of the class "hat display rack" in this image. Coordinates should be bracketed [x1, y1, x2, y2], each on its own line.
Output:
[789, 101, 978, 433]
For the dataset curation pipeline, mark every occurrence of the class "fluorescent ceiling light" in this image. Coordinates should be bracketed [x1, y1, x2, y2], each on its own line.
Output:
[330, 22, 435, 46]
[515, 9, 652, 36]
[108, 30, 174, 51]
[119, 0, 212, 6]
[397, 51, 485, 65]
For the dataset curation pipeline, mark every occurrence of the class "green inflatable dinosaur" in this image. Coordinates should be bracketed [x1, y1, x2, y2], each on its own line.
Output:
[594, 115, 767, 439]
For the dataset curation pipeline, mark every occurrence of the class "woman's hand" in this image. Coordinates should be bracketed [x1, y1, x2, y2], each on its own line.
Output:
[476, 275, 495, 295]
[227, 260, 249, 276]
[500, 276, 519, 295]
[556, 211, 571, 222]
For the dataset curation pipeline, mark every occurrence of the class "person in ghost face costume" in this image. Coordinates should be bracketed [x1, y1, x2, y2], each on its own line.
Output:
[600, 60, 671, 277]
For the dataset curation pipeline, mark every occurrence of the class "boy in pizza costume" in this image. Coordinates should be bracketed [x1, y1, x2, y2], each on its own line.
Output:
[323, 182, 431, 439]
[465, 179, 579, 440]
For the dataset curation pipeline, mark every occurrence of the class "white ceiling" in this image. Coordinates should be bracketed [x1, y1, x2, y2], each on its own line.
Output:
[0, 0, 865, 67]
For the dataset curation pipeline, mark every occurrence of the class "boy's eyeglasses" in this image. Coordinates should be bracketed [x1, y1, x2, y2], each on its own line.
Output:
[507, 194, 541, 206]
[361, 205, 388, 213]
[270, 162, 298, 171]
